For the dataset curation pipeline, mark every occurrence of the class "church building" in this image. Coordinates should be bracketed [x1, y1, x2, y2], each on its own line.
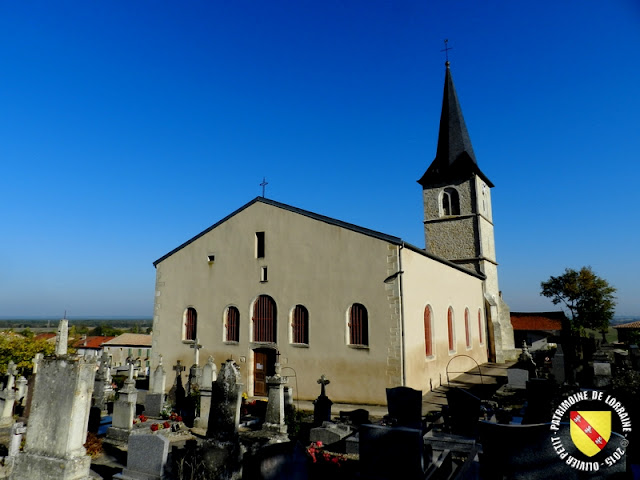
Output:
[151, 62, 515, 404]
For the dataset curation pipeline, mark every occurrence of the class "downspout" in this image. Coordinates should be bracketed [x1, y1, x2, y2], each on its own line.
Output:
[399, 243, 406, 386]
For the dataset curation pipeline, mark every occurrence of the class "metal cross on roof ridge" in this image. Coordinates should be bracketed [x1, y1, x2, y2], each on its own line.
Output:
[441, 39, 453, 63]
[260, 177, 268, 197]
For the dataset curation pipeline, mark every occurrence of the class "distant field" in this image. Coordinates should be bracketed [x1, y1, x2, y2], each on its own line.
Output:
[0, 317, 152, 332]
[584, 326, 619, 344]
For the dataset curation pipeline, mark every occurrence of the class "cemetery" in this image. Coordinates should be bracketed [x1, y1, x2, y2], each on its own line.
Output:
[0, 320, 637, 479]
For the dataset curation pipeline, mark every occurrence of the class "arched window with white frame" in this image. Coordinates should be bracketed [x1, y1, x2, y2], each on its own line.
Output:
[348, 303, 369, 346]
[252, 295, 277, 343]
[424, 305, 434, 357]
[465, 308, 471, 348]
[183, 307, 197, 341]
[291, 305, 309, 345]
[225, 306, 240, 343]
[447, 307, 455, 353]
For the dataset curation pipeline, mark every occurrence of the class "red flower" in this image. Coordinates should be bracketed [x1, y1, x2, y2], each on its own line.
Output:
[150, 424, 159, 431]
[163, 421, 170, 429]
[177, 416, 182, 422]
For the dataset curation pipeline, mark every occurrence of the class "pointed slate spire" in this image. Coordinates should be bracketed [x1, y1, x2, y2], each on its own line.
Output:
[418, 62, 493, 187]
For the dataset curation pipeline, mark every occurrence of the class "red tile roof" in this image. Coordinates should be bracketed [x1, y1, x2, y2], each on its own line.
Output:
[103, 333, 152, 347]
[34, 332, 56, 341]
[72, 336, 115, 349]
[510, 311, 566, 331]
[613, 321, 640, 329]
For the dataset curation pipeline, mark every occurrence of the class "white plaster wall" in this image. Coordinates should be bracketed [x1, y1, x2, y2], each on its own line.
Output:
[153, 201, 400, 404]
[400, 248, 488, 392]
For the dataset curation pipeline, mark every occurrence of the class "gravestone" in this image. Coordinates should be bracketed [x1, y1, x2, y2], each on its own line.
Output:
[508, 341, 537, 390]
[8, 421, 26, 457]
[107, 364, 138, 444]
[93, 351, 113, 412]
[202, 360, 244, 480]
[242, 441, 309, 480]
[88, 406, 103, 435]
[207, 359, 243, 442]
[146, 357, 167, 417]
[23, 353, 43, 419]
[523, 378, 554, 424]
[339, 408, 370, 426]
[507, 368, 529, 389]
[167, 360, 185, 410]
[313, 375, 332, 426]
[359, 424, 428, 480]
[113, 434, 170, 480]
[309, 421, 353, 446]
[188, 338, 203, 395]
[263, 362, 288, 435]
[592, 350, 612, 388]
[150, 356, 167, 394]
[194, 356, 217, 429]
[629, 345, 640, 370]
[386, 386, 422, 429]
[12, 319, 97, 480]
[0, 361, 18, 426]
[478, 420, 627, 479]
[15, 376, 28, 403]
[550, 344, 566, 384]
[444, 388, 481, 436]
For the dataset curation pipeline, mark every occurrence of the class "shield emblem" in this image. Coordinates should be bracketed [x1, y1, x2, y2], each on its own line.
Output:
[570, 411, 611, 457]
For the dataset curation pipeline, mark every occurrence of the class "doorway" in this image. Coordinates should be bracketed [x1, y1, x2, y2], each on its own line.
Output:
[253, 348, 276, 396]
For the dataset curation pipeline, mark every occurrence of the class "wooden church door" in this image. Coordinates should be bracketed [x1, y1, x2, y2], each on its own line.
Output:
[253, 349, 275, 396]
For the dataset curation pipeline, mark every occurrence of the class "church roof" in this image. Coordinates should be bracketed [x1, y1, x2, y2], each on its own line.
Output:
[103, 333, 152, 347]
[510, 311, 567, 331]
[153, 196, 484, 279]
[418, 62, 493, 188]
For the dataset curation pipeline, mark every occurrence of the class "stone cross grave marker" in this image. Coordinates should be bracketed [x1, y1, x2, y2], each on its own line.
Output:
[313, 374, 332, 426]
[317, 375, 330, 396]
[190, 338, 203, 366]
[55, 318, 69, 356]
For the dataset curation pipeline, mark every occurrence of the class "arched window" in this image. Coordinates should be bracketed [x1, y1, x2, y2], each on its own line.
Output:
[447, 307, 455, 352]
[465, 308, 471, 348]
[291, 305, 309, 345]
[253, 295, 277, 343]
[184, 307, 197, 341]
[226, 306, 240, 342]
[424, 305, 433, 357]
[478, 308, 483, 344]
[441, 188, 460, 216]
[349, 303, 369, 346]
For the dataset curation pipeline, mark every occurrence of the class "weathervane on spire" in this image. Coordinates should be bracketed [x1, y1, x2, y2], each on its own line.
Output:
[441, 39, 452, 65]
[260, 177, 268, 198]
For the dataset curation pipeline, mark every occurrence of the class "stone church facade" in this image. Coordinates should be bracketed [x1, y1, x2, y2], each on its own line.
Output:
[151, 62, 515, 404]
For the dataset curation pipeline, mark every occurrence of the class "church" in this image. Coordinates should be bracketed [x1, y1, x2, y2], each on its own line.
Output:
[150, 62, 516, 405]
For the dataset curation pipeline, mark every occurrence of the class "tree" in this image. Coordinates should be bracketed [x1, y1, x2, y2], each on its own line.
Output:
[541, 266, 616, 336]
[0, 334, 55, 374]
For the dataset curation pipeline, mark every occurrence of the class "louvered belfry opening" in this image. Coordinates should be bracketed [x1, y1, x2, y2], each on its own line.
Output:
[253, 295, 276, 343]
[292, 305, 309, 344]
[185, 307, 197, 341]
[349, 303, 368, 346]
[226, 306, 240, 342]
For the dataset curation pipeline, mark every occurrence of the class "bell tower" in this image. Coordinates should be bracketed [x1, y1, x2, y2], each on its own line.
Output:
[418, 61, 515, 362]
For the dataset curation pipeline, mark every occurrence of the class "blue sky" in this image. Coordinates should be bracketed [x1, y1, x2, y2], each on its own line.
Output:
[1, 1, 639, 317]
